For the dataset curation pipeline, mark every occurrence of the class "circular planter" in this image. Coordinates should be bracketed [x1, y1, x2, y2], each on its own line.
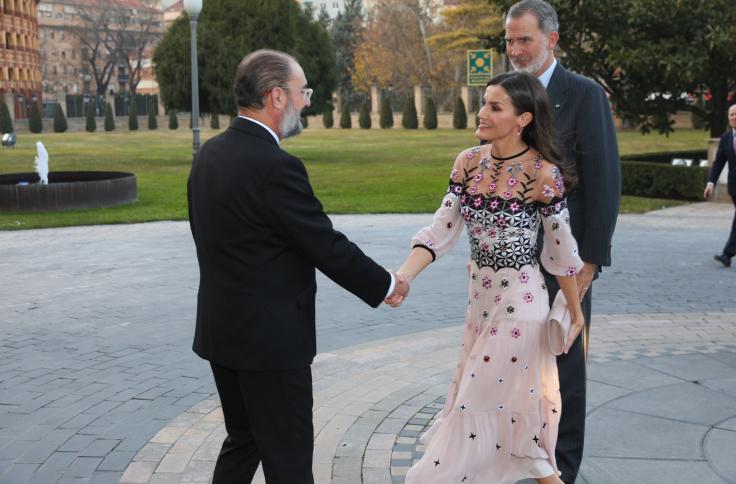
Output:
[0, 171, 137, 212]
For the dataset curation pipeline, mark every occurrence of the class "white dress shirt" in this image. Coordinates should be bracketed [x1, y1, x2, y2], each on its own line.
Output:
[537, 58, 558, 89]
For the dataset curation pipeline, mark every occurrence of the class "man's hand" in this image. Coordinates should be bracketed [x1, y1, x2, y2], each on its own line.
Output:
[704, 182, 714, 200]
[385, 272, 409, 307]
[575, 262, 597, 301]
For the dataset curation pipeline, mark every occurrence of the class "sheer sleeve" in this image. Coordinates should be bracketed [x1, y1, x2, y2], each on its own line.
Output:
[537, 165, 584, 276]
[409, 151, 471, 261]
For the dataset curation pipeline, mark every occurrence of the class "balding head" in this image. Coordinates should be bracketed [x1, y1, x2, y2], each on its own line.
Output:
[233, 49, 299, 110]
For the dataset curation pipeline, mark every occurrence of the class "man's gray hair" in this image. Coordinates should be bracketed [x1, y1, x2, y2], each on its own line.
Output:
[233, 49, 298, 110]
[507, 0, 559, 34]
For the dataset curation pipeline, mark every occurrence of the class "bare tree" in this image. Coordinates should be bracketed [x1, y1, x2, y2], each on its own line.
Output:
[68, 0, 163, 97]
[108, 0, 163, 97]
[71, 1, 118, 96]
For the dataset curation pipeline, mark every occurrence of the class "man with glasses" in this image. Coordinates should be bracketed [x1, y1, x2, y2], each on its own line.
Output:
[187, 49, 409, 483]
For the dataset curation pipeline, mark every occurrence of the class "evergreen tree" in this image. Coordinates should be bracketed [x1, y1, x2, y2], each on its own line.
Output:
[300, 115, 308, 129]
[358, 100, 371, 129]
[322, 104, 334, 128]
[154, 0, 336, 117]
[0, 100, 13, 133]
[423, 97, 437, 130]
[453, 97, 467, 129]
[379, 97, 393, 129]
[339, 103, 352, 129]
[53, 104, 68, 133]
[210, 113, 219, 129]
[85, 104, 97, 132]
[168, 109, 178, 129]
[147, 98, 157, 129]
[104, 102, 115, 131]
[28, 102, 42, 133]
[128, 99, 139, 131]
[402, 96, 418, 129]
[330, 0, 363, 101]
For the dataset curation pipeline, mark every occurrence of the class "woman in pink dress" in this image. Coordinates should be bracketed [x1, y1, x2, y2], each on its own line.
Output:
[393, 71, 585, 483]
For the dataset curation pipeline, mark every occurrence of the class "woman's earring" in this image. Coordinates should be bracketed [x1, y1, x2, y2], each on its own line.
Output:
[517, 126, 522, 136]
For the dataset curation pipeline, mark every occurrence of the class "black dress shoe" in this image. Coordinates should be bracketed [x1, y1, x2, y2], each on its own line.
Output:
[714, 254, 732, 267]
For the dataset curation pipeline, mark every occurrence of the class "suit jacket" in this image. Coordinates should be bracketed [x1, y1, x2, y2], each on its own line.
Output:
[188, 117, 391, 371]
[546, 63, 621, 267]
[709, 130, 736, 197]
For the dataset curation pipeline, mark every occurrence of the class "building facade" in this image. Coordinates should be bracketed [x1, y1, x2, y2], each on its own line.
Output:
[37, 0, 164, 113]
[1, 0, 42, 120]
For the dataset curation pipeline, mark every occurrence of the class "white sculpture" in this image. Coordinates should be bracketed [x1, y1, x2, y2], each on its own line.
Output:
[35, 141, 49, 185]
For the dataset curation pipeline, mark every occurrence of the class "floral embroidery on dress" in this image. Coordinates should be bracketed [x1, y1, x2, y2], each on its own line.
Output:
[511, 327, 521, 338]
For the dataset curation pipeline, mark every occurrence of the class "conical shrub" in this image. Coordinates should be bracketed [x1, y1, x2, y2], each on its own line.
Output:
[453, 97, 467, 129]
[53, 104, 67, 133]
[0, 100, 14, 133]
[147, 98, 157, 130]
[322, 104, 334, 128]
[379, 97, 393, 129]
[29, 102, 42, 133]
[168, 109, 178, 129]
[210, 113, 219, 129]
[402, 96, 418, 129]
[104, 102, 115, 131]
[358, 100, 371, 129]
[85, 104, 97, 132]
[339, 103, 351, 129]
[128, 99, 138, 131]
[423, 97, 437, 130]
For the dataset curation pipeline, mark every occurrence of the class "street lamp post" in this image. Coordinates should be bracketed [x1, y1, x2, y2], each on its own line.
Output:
[184, 0, 203, 159]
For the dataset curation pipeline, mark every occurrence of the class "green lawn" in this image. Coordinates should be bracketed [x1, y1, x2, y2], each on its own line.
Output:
[0, 127, 701, 230]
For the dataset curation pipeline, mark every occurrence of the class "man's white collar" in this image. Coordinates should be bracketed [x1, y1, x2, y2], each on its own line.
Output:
[239, 115, 280, 144]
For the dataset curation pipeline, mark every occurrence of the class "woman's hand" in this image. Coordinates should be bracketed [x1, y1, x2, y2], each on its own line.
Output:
[564, 311, 585, 354]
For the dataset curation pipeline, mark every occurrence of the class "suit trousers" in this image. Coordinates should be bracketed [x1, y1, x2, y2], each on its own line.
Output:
[209, 362, 314, 484]
[723, 195, 736, 258]
[544, 273, 593, 484]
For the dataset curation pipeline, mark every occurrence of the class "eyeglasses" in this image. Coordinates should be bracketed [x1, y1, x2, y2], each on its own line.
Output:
[280, 86, 313, 101]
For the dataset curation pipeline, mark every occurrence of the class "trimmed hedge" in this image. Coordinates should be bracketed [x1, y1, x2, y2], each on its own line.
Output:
[621, 160, 707, 200]
[104, 102, 115, 131]
[53, 104, 67, 133]
[423, 97, 437, 130]
[453, 97, 467, 129]
[29, 102, 42, 133]
[402, 96, 418, 129]
[379, 97, 393, 129]
[339, 103, 351, 129]
[322, 105, 334, 128]
[1, 100, 14, 133]
[168, 109, 178, 129]
[620, 150, 707, 164]
[358, 100, 371, 129]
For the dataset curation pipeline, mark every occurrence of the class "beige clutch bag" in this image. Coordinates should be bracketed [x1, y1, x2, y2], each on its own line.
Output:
[548, 291, 571, 356]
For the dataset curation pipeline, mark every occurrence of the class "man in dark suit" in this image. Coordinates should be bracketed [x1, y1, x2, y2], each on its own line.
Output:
[187, 49, 408, 483]
[705, 103, 736, 267]
[504, 1, 621, 482]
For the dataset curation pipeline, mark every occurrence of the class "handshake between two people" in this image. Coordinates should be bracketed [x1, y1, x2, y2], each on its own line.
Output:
[385, 272, 410, 308]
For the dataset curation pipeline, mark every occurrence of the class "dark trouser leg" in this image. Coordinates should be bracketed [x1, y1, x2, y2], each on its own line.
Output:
[209, 363, 314, 484]
[723, 195, 736, 258]
[545, 274, 593, 484]
[210, 362, 260, 483]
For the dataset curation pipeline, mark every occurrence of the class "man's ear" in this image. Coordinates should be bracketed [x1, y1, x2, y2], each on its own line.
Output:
[548, 31, 559, 50]
[267, 87, 287, 111]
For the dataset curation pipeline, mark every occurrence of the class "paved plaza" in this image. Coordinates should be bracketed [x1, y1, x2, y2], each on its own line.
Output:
[1, 202, 735, 483]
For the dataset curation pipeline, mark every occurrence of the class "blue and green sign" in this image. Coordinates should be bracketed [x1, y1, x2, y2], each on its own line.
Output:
[467, 50, 493, 86]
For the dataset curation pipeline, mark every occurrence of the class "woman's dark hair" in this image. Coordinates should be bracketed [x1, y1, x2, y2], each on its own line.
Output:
[485, 71, 577, 189]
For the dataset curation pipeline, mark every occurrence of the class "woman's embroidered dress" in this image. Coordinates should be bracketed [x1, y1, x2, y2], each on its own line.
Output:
[405, 146, 583, 483]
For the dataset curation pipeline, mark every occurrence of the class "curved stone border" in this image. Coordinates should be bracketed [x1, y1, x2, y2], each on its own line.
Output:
[122, 314, 736, 483]
[0, 171, 137, 211]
